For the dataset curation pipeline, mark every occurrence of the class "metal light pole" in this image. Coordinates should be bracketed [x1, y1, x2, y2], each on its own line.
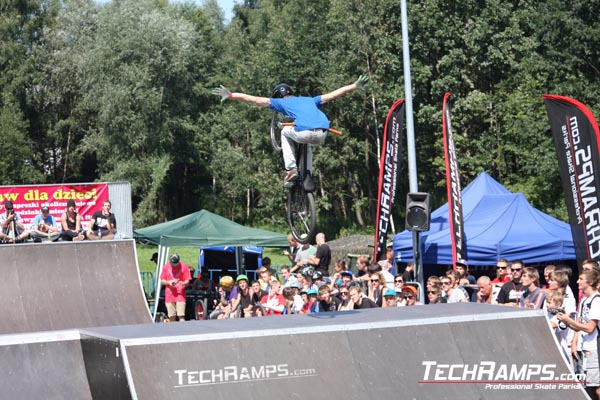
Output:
[400, 0, 424, 294]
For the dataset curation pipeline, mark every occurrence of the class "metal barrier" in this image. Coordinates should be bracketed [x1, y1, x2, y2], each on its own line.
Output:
[140, 271, 155, 297]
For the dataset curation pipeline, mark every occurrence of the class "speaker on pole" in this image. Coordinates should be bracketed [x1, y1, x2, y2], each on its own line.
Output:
[405, 192, 431, 231]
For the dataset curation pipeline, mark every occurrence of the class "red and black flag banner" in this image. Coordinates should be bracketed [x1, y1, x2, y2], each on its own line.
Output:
[442, 93, 466, 266]
[374, 99, 405, 262]
[543, 94, 600, 263]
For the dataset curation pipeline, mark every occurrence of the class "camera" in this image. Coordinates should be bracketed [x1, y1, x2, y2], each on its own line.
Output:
[548, 307, 565, 315]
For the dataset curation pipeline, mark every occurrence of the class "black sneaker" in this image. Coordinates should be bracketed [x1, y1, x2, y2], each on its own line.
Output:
[284, 168, 298, 188]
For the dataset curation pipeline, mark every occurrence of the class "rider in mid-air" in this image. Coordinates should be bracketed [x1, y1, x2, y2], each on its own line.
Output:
[212, 76, 368, 187]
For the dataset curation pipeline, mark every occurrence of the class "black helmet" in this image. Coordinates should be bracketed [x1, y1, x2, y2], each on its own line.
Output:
[272, 83, 293, 98]
[312, 270, 324, 281]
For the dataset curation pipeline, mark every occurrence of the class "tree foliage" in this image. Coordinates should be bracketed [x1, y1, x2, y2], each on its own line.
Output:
[1, 0, 599, 234]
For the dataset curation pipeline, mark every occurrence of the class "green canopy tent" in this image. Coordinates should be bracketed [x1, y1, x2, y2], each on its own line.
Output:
[133, 209, 288, 317]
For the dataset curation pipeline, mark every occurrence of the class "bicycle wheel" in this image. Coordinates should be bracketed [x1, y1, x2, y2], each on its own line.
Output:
[195, 299, 208, 320]
[287, 185, 316, 244]
[270, 112, 282, 151]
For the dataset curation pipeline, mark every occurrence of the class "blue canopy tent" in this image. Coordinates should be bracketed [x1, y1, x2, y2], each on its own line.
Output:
[393, 172, 576, 265]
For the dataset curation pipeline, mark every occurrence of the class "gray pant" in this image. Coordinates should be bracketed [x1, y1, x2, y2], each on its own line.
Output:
[281, 126, 327, 171]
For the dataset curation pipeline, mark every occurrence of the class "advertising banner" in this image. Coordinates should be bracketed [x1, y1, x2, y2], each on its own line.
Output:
[374, 99, 405, 261]
[543, 94, 600, 263]
[0, 184, 109, 229]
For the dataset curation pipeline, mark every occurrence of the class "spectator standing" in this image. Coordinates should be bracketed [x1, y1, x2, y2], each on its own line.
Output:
[496, 260, 525, 306]
[444, 270, 468, 303]
[377, 244, 396, 287]
[546, 291, 574, 367]
[491, 258, 511, 284]
[283, 234, 300, 264]
[0, 201, 30, 243]
[310, 232, 331, 276]
[547, 270, 577, 314]
[456, 260, 476, 285]
[290, 241, 316, 274]
[86, 200, 117, 240]
[355, 255, 370, 279]
[30, 205, 60, 242]
[519, 267, 546, 309]
[60, 200, 84, 241]
[159, 254, 191, 322]
[557, 269, 600, 399]
[402, 262, 415, 283]
[367, 271, 386, 307]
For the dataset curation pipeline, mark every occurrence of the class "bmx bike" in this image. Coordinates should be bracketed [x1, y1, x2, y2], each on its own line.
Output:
[270, 113, 342, 245]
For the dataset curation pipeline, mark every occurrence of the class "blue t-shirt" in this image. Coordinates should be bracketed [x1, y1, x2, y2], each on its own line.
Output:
[32, 214, 56, 228]
[269, 96, 330, 131]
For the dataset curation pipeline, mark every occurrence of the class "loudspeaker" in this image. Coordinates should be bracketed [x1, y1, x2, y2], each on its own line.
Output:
[405, 192, 431, 231]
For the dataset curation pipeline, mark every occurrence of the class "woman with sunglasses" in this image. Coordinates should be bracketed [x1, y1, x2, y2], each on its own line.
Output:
[426, 286, 447, 304]
[367, 271, 386, 307]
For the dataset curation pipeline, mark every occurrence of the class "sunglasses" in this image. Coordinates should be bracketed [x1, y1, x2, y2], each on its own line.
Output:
[340, 292, 349, 295]
[371, 279, 379, 283]
[404, 295, 415, 299]
[395, 279, 404, 283]
[496, 266, 507, 270]
[511, 268, 522, 272]
[427, 291, 437, 295]
[441, 281, 450, 285]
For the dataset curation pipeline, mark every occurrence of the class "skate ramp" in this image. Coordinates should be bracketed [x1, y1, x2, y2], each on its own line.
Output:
[0, 239, 151, 334]
[0, 330, 92, 399]
[80, 303, 587, 400]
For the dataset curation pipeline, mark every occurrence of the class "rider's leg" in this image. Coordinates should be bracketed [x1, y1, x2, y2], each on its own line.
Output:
[282, 127, 327, 171]
[281, 126, 298, 170]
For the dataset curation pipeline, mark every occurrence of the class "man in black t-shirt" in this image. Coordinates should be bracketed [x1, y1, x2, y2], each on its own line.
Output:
[310, 232, 331, 276]
[496, 260, 524, 305]
[317, 285, 342, 312]
[348, 286, 378, 309]
[86, 200, 117, 240]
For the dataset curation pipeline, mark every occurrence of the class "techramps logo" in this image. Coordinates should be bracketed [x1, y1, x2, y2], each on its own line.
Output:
[173, 363, 318, 388]
[419, 361, 584, 390]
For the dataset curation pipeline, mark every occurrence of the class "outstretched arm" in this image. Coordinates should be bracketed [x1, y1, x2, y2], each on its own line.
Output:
[320, 75, 368, 104]
[212, 85, 271, 107]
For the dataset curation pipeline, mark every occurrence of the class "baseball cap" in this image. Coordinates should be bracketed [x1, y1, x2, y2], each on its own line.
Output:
[401, 285, 418, 296]
[307, 288, 318, 296]
[41, 206, 50, 213]
[284, 276, 301, 288]
[169, 254, 180, 265]
[384, 288, 397, 297]
[456, 259, 468, 268]
[341, 270, 353, 278]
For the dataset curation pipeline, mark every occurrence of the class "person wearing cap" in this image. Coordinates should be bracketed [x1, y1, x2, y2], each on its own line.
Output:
[229, 275, 255, 318]
[85, 200, 117, 240]
[0, 200, 30, 243]
[30, 205, 61, 242]
[455, 259, 476, 285]
[60, 199, 84, 241]
[159, 254, 191, 322]
[382, 288, 399, 308]
[401, 285, 422, 306]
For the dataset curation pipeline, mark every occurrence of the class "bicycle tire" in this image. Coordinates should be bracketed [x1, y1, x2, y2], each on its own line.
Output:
[195, 299, 208, 320]
[287, 185, 316, 244]
[270, 112, 282, 151]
